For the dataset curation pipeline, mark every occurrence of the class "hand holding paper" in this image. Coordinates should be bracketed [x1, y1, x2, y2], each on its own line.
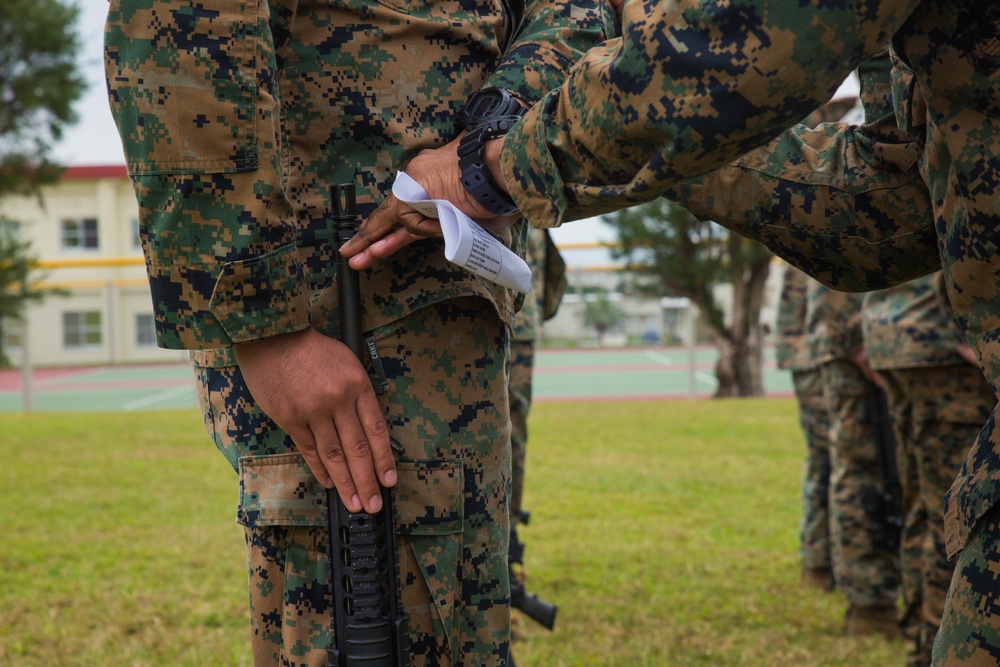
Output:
[391, 171, 531, 294]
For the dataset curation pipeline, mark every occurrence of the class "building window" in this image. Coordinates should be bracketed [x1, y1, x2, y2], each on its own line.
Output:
[1, 318, 22, 352]
[63, 311, 102, 348]
[61, 217, 99, 250]
[136, 313, 156, 347]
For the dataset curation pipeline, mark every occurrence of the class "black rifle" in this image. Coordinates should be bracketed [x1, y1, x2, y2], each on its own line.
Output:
[509, 510, 557, 631]
[327, 183, 409, 667]
[866, 381, 903, 554]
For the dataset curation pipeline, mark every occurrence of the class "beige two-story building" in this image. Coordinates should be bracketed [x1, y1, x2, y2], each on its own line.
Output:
[1, 165, 187, 367]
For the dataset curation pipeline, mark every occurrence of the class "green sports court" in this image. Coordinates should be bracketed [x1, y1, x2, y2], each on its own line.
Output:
[0, 345, 793, 412]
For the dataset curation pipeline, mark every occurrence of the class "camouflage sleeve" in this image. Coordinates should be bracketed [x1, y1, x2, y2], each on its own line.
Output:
[666, 49, 939, 293]
[931, 271, 966, 345]
[806, 282, 865, 363]
[485, 0, 618, 104]
[105, 2, 309, 350]
[497, 0, 921, 227]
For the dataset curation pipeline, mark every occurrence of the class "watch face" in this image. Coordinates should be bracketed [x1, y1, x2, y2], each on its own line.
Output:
[465, 92, 500, 119]
[461, 88, 523, 130]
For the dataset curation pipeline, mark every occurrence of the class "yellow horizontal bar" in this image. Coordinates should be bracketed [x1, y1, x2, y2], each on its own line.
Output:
[37, 256, 145, 269]
[35, 278, 150, 289]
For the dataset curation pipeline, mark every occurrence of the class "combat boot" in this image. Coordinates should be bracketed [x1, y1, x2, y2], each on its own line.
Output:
[844, 603, 900, 640]
[801, 565, 834, 592]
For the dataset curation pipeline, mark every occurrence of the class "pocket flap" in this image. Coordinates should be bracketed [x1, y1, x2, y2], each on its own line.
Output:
[393, 460, 464, 537]
[238, 454, 465, 533]
[238, 453, 326, 527]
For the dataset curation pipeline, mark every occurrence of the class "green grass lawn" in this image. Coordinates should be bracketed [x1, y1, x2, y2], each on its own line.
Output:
[0, 400, 905, 666]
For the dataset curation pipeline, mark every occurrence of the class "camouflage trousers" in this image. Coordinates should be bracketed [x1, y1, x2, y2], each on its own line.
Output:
[792, 368, 833, 571]
[196, 298, 512, 666]
[821, 359, 900, 607]
[934, 501, 1000, 667]
[881, 365, 995, 667]
[508, 339, 535, 520]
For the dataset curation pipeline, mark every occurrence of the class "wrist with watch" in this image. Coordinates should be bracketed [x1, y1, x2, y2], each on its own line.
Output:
[457, 87, 526, 216]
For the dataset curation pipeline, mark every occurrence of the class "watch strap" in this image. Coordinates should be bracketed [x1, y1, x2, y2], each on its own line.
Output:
[458, 115, 524, 216]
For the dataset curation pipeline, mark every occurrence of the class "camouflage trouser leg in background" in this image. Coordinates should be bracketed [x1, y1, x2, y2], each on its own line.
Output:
[793, 368, 833, 571]
[933, 502, 1000, 667]
[887, 371, 926, 656]
[821, 359, 900, 607]
[883, 365, 995, 667]
[196, 298, 512, 667]
[508, 339, 535, 520]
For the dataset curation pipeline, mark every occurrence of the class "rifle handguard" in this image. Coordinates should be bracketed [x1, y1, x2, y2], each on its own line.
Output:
[327, 183, 409, 667]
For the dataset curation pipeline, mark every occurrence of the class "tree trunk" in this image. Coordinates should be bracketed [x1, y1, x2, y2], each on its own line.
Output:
[713, 336, 762, 397]
[713, 243, 771, 397]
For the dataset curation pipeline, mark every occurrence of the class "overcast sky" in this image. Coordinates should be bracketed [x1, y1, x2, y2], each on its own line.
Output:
[52, 2, 124, 166]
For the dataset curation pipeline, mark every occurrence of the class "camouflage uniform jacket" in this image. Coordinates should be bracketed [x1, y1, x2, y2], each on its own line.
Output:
[106, 0, 618, 357]
[862, 272, 967, 371]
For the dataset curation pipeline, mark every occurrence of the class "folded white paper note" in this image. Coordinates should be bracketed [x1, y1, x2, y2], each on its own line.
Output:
[392, 171, 531, 294]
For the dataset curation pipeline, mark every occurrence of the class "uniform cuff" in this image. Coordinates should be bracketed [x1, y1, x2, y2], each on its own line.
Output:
[500, 96, 568, 228]
[208, 244, 312, 345]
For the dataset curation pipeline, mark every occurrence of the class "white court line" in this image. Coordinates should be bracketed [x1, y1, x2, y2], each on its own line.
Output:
[695, 371, 718, 387]
[124, 384, 193, 411]
[644, 351, 674, 365]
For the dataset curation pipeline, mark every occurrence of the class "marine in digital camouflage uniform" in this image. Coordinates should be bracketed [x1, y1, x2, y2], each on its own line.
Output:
[509, 228, 549, 525]
[103, 0, 615, 664]
[775, 264, 834, 592]
[773, 98, 856, 594]
[344, 1, 1000, 663]
[507, 227, 563, 647]
[863, 272, 996, 667]
[806, 280, 901, 638]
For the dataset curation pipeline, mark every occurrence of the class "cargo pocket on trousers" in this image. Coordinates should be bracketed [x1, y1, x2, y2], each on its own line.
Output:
[105, 0, 259, 175]
[393, 459, 464, 652]
[238, 453, 326, 528]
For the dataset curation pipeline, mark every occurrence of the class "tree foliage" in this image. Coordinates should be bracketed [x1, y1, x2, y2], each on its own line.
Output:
[582, 290, 624, 344]
[605, 198, 774, 397]
[0, 218, 67, 366]
[0, 0, 83, 365]
[0, 0, 85, 196]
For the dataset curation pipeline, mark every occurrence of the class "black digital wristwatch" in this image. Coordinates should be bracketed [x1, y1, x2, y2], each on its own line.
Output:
[457, 88, 527, 216]
[459, 87, 525, 132]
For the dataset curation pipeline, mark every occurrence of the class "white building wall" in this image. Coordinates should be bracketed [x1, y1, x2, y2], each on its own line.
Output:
[1, 166, 187, 367]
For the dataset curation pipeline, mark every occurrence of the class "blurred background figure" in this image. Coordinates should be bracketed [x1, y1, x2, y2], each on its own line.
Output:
[775, 264, 834, 592]
[863, 272, 996, 667]
[508, 227, 566, 649]
[808, 279, 901, 639]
